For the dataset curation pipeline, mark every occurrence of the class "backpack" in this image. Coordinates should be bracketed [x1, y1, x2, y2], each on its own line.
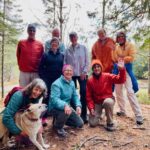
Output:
[4, 87, 23, 107]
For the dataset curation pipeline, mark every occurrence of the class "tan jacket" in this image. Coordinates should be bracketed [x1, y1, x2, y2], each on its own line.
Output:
[112, 41, 136, 63]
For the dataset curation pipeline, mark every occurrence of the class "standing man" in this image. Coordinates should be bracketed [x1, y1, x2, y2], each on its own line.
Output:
[92, 29, 115, 73]
[16, 24, 44, 87]
[64, 32, 89, 123]
[112, 31, 143, 125]
[45, 28, 65, 54]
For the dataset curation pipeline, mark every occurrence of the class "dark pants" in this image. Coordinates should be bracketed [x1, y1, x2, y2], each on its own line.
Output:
[51, 108, 84, 129]
[72, 76, 87, 122]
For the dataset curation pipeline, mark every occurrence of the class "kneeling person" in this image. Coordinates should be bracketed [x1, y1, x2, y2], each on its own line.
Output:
[86, 59, 126, 131]
[49, 65, 84, 137]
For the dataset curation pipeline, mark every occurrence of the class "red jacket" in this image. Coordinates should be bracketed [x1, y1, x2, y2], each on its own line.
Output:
[16, 39, 44, 72]
[86, 68, 126, 111]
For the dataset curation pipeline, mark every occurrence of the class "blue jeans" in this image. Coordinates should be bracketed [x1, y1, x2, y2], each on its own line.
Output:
[72, 76, 87, 121]
[51, 108, 84, 129]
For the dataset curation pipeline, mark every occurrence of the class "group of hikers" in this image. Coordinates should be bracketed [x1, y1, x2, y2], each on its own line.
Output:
[1, 23, 143, 140]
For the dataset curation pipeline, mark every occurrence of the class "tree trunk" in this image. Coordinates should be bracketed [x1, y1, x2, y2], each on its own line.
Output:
[148, 43, 150, 98]
[1, 0, 6, 98]
[102, 0, 106, 28]
[59, 0, 63, 41]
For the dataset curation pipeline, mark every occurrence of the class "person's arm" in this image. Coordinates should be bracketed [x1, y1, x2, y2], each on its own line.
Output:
[50, 84, 68, 110]
[38, 53, 47, 79]
[44, 40, 50, 52]
[16, 41, 21, 66]
[63, 49, 68, 64]
[109, 59, 126, 84]
[60, 43, 66, 54]
[86, 80, 95, 112]
[91, 44, 96, 60]
[2, 91, 23, 135]
[82, 46, 89, 75]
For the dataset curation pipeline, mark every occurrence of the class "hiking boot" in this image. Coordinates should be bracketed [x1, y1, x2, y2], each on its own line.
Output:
[56, 128, 68, 137]
[136, 116, 143, 125]
[116, 111, 126, 116]
[105, 123, 116, 132]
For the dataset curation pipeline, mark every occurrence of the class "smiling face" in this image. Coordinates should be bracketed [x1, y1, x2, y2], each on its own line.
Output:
[117, 34, 126, 45]
[30, 86, 43, 99]
[51, 40, 59, 51]
[63, 65, 73, 81]
[93, 64, 102, 75]
[27, 28, 36, 40]
[98, 29, 106, 40]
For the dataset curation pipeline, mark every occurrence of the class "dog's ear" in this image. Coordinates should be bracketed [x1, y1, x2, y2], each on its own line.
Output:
[38, 97, 43, 104]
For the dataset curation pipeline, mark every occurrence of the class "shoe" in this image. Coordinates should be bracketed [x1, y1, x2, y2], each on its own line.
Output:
[136, 120, 143, 125]
[136, 116, 143, 125]
[116, 111, 126, 116]
[105, 123, 116, 132]
[83, 119, 88, 124]
[56, 128, 68, 137]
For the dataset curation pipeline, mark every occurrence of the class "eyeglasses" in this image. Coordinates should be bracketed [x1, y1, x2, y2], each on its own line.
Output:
[64, 69, 73, 72]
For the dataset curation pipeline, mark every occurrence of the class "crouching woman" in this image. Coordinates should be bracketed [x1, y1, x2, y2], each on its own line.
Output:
[49, 65, 84, 137]
[2, 78, 47, 136]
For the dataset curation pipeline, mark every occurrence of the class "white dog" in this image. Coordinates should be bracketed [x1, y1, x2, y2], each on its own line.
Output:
[0, 98, 50, 150]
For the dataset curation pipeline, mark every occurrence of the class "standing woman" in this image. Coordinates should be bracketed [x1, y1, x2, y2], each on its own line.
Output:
[39, 37, 64, 125]
[2, 78, 47, 136]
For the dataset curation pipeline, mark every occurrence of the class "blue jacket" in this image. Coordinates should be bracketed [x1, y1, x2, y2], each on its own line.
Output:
[113, 63, 139, 93]
[49, 75, 82, 111]
[45, 40, 65, 54]
[2, 91, 39, 135]
[38, 50, 64, 91]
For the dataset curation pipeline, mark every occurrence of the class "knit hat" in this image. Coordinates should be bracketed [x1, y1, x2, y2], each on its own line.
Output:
[27, 24, 36, 32]
[50, 37, 60, 45]
[91, 59, 103, 71]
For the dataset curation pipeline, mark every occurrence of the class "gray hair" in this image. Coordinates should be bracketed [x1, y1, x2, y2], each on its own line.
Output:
[23, 78, 47, 98]
[97, 28, 106, 35]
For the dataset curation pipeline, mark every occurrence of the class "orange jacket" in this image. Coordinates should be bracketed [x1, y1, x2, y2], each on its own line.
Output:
[92, 38, 115, 73]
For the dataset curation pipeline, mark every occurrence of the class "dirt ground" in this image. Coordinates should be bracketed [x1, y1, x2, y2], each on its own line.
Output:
[0, 102, 149, 150]
[0, 80, 149, 150]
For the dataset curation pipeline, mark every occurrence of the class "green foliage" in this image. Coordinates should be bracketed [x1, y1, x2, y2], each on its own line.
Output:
[0, 0, 22, 82]
[136, 89, 150, 105]
[133, 54, 148, 79]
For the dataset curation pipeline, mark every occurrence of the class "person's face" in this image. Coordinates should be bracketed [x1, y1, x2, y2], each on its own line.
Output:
[70, 36, 78, 45]
[98, 30, 106, 40]
[52, 30, 60, 38]
[63, 66, 73, 81]
[30, 86, 43, 99]
[51, 40, 59, 50]
[117, 34, 125, 45]
[93, 64, 102, 75]
[28, 28, 36, 39]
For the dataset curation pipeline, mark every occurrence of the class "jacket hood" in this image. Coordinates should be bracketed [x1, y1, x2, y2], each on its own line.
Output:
[91, 59, 103, 71]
